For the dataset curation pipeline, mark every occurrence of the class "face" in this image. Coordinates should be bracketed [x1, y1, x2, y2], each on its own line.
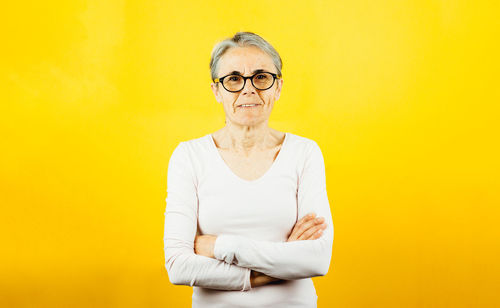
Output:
[211, 46, 283, 128]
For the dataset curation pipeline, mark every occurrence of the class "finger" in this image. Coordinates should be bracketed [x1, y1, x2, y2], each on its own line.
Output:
[293, 213, 316, 231]
[303, 212, 317, 221]
[299, 223, 327, 240]
[294, 216, 325, 240]
[299, 224, 322, 240]
[305, 225, 326, 241]
[289, 214, 320, 241]
[312, 228, 325, 240]
[287, 213, 316, 241]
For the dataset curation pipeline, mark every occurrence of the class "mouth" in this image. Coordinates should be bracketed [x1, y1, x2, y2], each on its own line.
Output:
[237, 104, 262, 108]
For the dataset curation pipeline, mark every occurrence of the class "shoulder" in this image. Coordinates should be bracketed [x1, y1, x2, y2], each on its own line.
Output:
[170, 134, 214, 173]
[286, 132, 321, 154]
[285, 134, 326, 181]
[168, 135, 212, 182]
[173, 134, 212, 154]
[285, 133, 325, 176]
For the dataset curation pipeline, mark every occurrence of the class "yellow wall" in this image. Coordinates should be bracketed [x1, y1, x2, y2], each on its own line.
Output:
[1, 1, 499, 307]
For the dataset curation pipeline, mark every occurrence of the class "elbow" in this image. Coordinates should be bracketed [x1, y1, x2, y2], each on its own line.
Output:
[164, 239, 197, 287]
[165, 260, 180, 285]
[165, 261, 190, 286]
[313, 234, 333, 277]
[290, 256, 331, 279]
[291, 260, 330, 279]
[167, 272, 180, 285]
[310, 261, 330, 277]
[164, 250, 192, 287]
[317, 262, 330, 277]
[168, 272, 185, 286]
[311, 251, 332, 277]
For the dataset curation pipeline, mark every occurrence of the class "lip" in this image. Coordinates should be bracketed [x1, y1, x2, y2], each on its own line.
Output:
[237, 104, 262, 107]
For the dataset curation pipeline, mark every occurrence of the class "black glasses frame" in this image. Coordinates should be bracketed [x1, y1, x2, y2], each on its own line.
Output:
[213, 72, 282, 93]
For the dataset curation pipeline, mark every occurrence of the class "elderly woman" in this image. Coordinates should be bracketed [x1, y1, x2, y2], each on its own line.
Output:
[163, 32, 334, 308]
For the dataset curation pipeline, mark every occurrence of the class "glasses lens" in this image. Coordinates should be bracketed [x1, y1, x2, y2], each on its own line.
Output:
[223, 75, 244, 91]
[252, 73, 274, 90]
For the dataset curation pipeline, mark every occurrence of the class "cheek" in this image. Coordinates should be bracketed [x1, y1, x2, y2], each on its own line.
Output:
[263, 94, 275, 104]
[222, 94, 237, 104]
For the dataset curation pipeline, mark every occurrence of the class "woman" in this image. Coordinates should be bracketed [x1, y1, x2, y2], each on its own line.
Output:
[163, 31, 334, 308]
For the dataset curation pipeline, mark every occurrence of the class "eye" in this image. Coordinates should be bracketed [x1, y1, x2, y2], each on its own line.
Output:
[228, 76, 241, 82]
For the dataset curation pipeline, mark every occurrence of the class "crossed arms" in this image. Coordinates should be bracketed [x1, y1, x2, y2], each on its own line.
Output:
[163, 141, 334, 291]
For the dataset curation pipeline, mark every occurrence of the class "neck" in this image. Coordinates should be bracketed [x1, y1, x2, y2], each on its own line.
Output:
[217, 122, 273, 154]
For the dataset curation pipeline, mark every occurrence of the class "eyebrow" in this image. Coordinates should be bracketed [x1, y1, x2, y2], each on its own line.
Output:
[224, 69, 267, 76]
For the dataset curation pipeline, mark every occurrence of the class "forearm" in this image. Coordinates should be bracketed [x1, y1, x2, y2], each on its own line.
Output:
[213, 221, 333, 280]
[249, 270, 282, 288]
[192, 235, 284, 288]
[165, 238, 252, 291]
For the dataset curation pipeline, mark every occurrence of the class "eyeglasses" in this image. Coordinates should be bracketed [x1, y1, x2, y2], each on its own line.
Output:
[213, 72, 282, 92]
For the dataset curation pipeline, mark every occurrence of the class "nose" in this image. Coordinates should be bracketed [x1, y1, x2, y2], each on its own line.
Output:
[241, 77, 257, 95]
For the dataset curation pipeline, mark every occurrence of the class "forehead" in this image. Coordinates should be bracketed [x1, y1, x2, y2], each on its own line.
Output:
[218, 46, 275, 75]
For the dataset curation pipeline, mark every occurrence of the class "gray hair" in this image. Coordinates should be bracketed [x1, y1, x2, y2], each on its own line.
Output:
[209, 31, 283, 82]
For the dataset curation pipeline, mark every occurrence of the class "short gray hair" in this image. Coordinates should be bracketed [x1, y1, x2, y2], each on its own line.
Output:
[209, 31, 283, 82]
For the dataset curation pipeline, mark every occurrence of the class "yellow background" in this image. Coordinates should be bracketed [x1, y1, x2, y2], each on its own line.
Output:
[1, 1, 499, 307]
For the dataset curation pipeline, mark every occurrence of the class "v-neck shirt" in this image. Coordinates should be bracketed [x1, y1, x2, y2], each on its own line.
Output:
[207, 132, 289, 184]
[163, 132, 334, 308]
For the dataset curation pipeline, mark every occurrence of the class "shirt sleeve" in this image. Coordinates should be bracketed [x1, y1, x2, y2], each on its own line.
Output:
[164, 141, 252, 291]
[213, 140, 334, 280]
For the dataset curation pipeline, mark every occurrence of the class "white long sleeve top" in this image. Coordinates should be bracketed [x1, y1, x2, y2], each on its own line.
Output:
[163, 132, 334, 308]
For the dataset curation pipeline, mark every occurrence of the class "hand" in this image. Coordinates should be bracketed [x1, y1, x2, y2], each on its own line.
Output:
[194, 234, 217, 258]
[250, 270, 282, 288]
[287, 212, 327, 242]
[251, 213, 327, 288]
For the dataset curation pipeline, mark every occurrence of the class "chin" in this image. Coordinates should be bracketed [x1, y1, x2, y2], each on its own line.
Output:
[235, 117, 267, 126]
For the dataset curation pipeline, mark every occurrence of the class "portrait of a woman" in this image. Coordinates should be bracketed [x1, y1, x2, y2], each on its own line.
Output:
[163, 31, 334, 308]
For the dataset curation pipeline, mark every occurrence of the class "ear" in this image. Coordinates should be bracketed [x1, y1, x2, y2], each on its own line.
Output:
[274, 78, 283, 101]
[211, 82, 223, 103]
